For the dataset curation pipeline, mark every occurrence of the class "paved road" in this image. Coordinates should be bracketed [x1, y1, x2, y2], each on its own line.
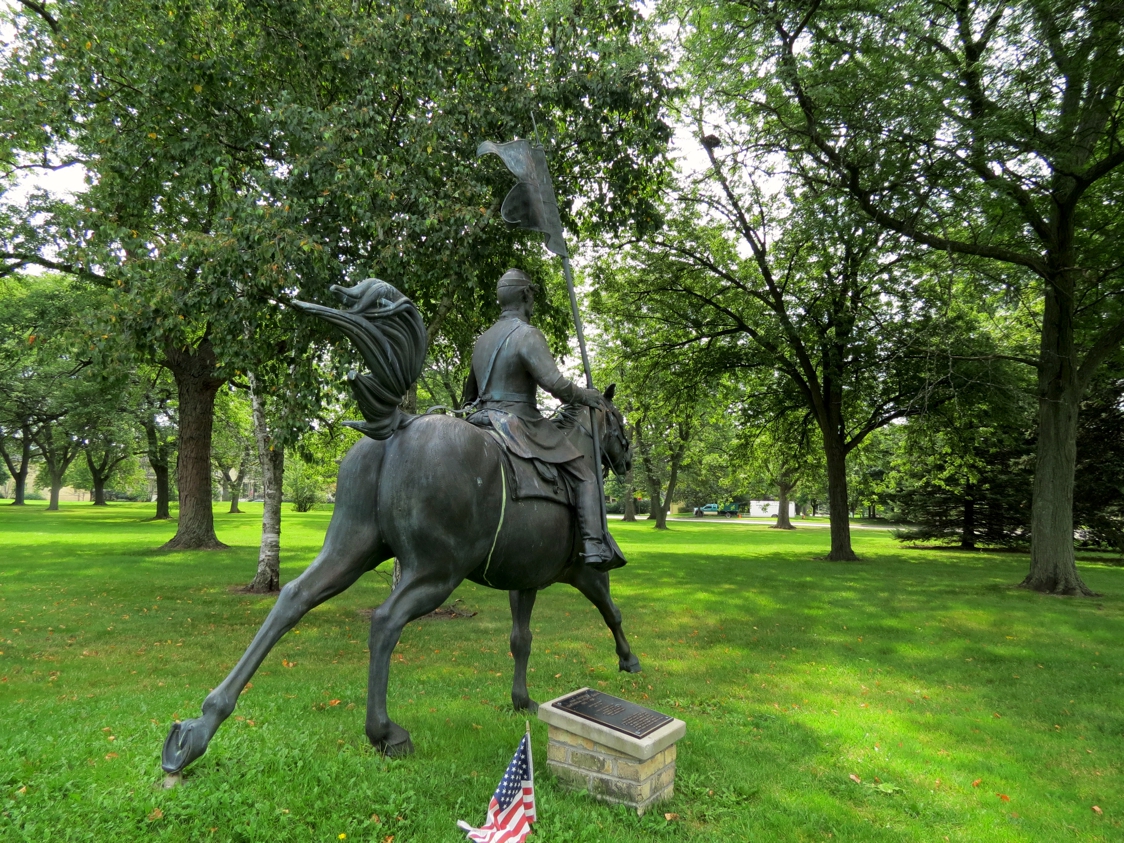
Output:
[608, 514, 898, 531]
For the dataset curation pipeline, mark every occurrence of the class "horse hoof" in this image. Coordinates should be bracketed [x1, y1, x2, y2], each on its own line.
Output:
[161, 718, 211, 773]
[513, 697, 539, 714]
[619, 655, 642, 673]
[372, 722, 414, 757]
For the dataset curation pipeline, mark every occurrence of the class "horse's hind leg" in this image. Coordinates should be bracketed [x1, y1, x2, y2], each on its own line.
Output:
[365, 568, 460, 756]
[568, 567, 642, 673]
[161, 522, 383, 773]
[509, 588, 538, 713]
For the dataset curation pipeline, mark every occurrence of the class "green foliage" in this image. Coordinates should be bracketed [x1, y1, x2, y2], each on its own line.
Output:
[282, 458, 321, 513]
[1071, 370, 1124, 552]
[2, 0, 673, 399]
[2, 504, 1123, 840]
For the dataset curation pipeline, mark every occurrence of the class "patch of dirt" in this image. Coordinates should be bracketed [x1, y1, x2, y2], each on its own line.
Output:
[357, 599, 477, 622]
[227, 584, 280, 595]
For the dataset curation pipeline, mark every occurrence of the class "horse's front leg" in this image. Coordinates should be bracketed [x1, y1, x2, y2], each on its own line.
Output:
[161, 521, 382, 774]
[365, 568, 459, 756]
[509, 588, 538, 713]
[567, 567, 641, 673]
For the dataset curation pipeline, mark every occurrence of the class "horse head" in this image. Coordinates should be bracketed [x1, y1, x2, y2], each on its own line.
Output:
[599, 383, 632, 477]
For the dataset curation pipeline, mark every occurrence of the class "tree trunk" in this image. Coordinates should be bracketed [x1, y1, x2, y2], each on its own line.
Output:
[645, 472, 662, 523]
[1018, 262, 1092, 595]
[634, 427, 661, 522]
[162, 341, 226, 550]
[247, 374, 282, 593]
[773, 479, 796, 530]
[228, 462, 246, 514]
[152, 462, 171, 520]
[961, 488, 977, 550]
[823, 435, 857, 560]
[1, 429, 32, 505]
[11, 471, 27, 504]
[656, 446, 685, 531]
[86, 452, 109, 506]
[144, 417, 173, 520]
[622, 468, 637, 522]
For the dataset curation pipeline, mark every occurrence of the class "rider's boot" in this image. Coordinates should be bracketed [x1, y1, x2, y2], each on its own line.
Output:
[575, 474, 618, 572]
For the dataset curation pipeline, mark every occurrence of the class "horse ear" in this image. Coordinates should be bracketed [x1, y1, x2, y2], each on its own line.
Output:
[603, 383, 616, 402]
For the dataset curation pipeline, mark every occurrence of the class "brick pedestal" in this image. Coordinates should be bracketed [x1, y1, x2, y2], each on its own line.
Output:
[537, 689, 685, 815]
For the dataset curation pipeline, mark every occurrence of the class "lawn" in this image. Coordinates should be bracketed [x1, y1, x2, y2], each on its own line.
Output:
[1, 501, 1121, 842]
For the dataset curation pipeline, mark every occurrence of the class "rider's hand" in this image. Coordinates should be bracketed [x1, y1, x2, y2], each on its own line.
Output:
[576, 386, 607, 409]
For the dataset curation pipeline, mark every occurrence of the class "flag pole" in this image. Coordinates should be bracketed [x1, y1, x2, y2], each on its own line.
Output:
[560, 254, 609, 534]
[475, 134, 611, 538]
[525, 719, 533, 783]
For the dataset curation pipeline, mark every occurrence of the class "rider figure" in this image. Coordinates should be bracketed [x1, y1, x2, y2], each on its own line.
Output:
[465, 268, 618, 571]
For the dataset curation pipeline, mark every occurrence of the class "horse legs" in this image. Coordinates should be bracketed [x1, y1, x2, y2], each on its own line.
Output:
[364, 568, 460, 756]
[509, 588, 538, 713]
[568, 567, 642, 673]
[161, 531, 380, 773]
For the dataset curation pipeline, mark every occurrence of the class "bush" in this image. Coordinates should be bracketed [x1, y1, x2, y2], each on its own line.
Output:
[283, 460, 322, 513]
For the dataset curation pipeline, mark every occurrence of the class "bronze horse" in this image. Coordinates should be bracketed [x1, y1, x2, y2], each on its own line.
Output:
[162, 281, 639, 773]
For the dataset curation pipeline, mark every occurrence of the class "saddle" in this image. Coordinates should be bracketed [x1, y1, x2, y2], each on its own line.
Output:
[477, 426, 574, 508]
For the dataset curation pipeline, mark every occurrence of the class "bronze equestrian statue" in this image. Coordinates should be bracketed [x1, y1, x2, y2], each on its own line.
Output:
[162, 274, 639, 774]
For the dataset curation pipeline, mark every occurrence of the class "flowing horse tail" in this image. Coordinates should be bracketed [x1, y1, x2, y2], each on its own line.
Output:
[293, 279, 427, 440]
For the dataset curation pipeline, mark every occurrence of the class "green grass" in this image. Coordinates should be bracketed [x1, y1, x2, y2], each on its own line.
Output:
[1, 501, 1122, 842]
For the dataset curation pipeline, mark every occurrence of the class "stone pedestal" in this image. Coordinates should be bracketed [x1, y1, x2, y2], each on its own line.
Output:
[537, 689, 685, 815]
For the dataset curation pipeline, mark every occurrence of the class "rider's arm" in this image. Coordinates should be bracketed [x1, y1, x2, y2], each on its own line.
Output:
[519, 327, 603, 408]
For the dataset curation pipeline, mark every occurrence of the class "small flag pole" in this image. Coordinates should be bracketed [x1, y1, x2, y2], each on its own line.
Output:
[525, 720, 534, 787]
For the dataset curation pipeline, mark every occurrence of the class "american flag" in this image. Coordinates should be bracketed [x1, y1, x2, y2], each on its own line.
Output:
[457, 732, 536, 843]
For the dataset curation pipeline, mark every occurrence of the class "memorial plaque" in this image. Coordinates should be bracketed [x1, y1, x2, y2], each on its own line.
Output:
[555, 689, 673, 738]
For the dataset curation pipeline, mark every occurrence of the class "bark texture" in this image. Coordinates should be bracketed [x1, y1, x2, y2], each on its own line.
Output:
[622, 468, 637, 523]
[1021, 283, 1091, 594]
[772, 475, 797, 530]
[85, 449, 128, 506]
[162, 340, 226, 549]
[247, 375, 282, 593]
[1, 428, 32, 505]
[824, 436, 857, 560]
[34, 430, 79, 513]
[144, 417, 174, 520]
[228, 464, 245, 513]
[960, 488, 977, 550]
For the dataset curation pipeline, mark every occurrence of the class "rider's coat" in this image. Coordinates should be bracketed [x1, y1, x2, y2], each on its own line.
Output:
[465, 311, 586, 465]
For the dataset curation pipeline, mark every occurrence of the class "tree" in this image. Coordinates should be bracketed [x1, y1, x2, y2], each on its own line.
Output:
[885, 356, 1036, 548]
[592, 182, 958, 559]
[0, 275, 107, 509]
[1073, 363, 1124, 552]
[135, 366, 177, 520]
[245, 371, 286, 594]
[688, 0, 1124, 593]
[211, 386, 255, 514]
[2, 0, 673, 551]
[735, 405, 822, 530]
[593, 321, 722, 530]
[77, 423, 138, 506]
